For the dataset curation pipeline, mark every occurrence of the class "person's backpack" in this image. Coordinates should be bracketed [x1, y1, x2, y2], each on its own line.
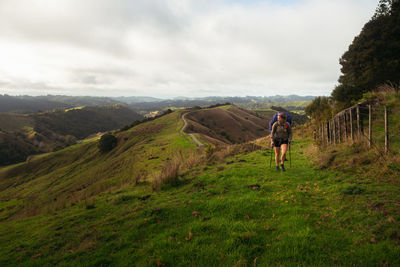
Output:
[269, 112, 292, 131]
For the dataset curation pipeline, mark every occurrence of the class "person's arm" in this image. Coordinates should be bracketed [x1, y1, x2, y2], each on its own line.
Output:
[270, 123, 276, 144]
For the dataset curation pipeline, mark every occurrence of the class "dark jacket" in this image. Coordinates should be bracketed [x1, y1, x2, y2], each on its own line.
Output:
[271, 121, 292, 143]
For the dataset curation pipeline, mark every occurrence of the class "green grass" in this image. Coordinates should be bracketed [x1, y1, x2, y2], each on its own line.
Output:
[253, 109, 275, 116]
[1, 107, 399, 266]
[0, 110, 196, 218]
[1, 129, 399, 266]
[238, 101, 312, 112]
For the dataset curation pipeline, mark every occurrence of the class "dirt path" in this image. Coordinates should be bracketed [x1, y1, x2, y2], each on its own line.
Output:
[181, 112, 205, 148]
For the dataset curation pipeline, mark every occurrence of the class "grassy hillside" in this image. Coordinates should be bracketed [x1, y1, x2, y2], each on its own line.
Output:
[0, 110, 194, 218]
[32, 104, 143, 139]
[237, 100, 311, 112]
[0, 108, 399, 266]
[184, 105, 270, 145]
[0, 105, 143, 166]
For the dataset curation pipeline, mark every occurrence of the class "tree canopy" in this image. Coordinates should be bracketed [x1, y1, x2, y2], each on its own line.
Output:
[304, 96, 333, 121]
[98, 133, 118, 153]
[332, 0, 400, 105]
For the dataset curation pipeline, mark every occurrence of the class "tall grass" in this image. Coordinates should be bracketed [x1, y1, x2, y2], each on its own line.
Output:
[151, 149, 208, 190]
[152, 160, 181, 191]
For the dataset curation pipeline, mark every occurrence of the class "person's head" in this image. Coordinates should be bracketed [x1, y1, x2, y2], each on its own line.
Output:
[278, 113, 286, 123]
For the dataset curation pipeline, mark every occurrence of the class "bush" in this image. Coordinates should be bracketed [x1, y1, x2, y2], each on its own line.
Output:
[98, 133, 118, 153]
[163, 108, 173, 115]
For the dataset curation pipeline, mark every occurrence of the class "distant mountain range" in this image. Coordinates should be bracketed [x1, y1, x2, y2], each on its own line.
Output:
[111, 96, 165, 104]
[0, 94, 315, 113]
[0, 95, 118, 113]
[124, 95, 315, 112]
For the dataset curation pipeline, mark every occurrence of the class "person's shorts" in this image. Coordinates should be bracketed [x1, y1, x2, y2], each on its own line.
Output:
[273, 139, 289, 147]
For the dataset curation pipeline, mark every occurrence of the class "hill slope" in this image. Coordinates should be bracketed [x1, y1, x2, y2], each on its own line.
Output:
[0, 108, 399, 266]
[32, 104, 143, 139]
[0, 95, 120, 113]
[183, 105, 271, 145]
[0, 109, 195, 218]
[0, 105, 143, 166]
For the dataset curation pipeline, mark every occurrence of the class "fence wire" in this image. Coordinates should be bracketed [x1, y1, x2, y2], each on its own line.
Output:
[317, 103, 399, 155]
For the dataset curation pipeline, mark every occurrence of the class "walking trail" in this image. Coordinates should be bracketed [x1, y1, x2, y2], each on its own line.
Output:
[180, 112, 205, 148]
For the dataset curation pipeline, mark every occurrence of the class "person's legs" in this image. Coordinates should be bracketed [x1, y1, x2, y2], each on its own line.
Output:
[281, 144, 288, 165]
[274, 146, 280, 166]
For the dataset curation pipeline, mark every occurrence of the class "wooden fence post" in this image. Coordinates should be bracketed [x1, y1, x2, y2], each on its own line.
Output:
[333, 119, 336, 145]
[356, 104, 361, 139]
[329, 120, 332, 144]
[350, 108, 354, 141]
[339, 116, 342, 143]
[321, 123, 324, 143]
[368, 105, 372, 148]
[326, 121, 330, 145]
[344, 111, 349, 142]
[385, 106, 389, 154]
[329, 119, 332, 145]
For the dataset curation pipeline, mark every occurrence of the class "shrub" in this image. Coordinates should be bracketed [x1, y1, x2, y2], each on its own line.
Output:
[98, 133, 118, 153]
[163, 108, 173, 115]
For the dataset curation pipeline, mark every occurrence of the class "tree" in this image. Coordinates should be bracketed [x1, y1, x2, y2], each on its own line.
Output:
[98, 133, 118, 153]
[332, 0, 400, 105]
[305, 96, 333, 120]
[373, 0, 393, 19]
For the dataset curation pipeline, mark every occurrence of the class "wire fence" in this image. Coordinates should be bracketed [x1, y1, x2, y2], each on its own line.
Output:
[315, 101, 399, 155]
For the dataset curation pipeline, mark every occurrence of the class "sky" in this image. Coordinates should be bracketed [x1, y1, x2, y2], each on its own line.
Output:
[0, 0, 378, 98]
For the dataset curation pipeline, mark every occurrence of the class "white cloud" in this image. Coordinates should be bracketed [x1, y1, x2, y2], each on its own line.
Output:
[0, 0, 378, 97]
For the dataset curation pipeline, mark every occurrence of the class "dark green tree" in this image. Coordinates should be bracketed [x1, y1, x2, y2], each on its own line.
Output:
[305, 96, 333, 120]
[332, 0, 400, 105]
[98, 133, 118, 153]
[373, 0, 393, 18]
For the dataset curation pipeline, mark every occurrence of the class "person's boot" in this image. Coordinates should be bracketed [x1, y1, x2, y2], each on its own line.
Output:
[281, 164, 286, 172]
[276, 166, 280, 171]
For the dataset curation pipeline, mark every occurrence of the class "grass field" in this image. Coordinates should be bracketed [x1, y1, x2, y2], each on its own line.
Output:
[0, 110, 196, 220]
[238, 101, 312, 112]
[1, 119, 399, 266]
[253, 109, 276, 116]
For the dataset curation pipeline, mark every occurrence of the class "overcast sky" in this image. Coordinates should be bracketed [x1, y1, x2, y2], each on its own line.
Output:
[0, 0, 378, 98]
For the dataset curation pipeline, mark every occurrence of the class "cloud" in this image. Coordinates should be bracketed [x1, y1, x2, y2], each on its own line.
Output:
[0, 0, 378, 97]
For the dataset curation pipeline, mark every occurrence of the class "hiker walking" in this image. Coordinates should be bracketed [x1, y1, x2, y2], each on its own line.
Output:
[270, 113, 292, 171]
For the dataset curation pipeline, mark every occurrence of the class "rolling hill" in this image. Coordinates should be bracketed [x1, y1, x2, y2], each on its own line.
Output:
[0, 109, 194, 218]
[125, 95, 314, 113]
[0, 95, 120, 113]
[0, 105, 143, 166]
[0, 106, 400, 266]
[0, 105, 398, 266]
[32, 105, 143, 139]
[183, 105, 270, 145]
